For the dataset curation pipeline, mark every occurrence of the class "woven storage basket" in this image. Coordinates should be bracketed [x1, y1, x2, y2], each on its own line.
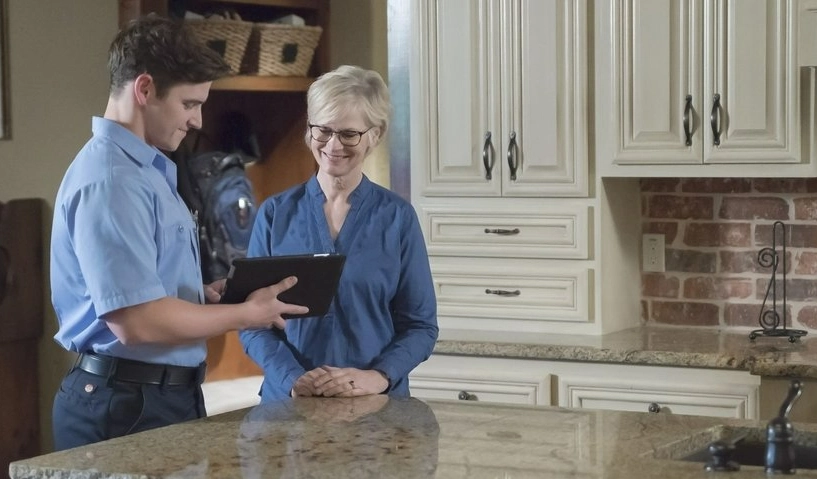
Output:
[185, 19, 253, 74]
[255, 24, 323, 76]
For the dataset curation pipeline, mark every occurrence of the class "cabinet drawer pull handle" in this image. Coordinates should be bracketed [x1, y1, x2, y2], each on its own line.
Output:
[683, 94, 693, 146]
[710, 93, 722, 146]
[482, 131, 494, 180]
[506, 131, 518, 181]
[484, 228, 520, 235]
[485, 289, 521, 297]
[458, 391, 477, 401]
[648, 402, 661, 413]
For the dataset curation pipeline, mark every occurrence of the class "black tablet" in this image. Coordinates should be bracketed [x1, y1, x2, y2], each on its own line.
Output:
[220, 254, 346, 318]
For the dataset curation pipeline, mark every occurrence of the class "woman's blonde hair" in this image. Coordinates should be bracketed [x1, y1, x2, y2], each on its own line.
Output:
[305, 65, 391, 146]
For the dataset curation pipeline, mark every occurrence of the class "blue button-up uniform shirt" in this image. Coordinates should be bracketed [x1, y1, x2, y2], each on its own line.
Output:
[51, 117, 205, 366]
[240, 175, 439, 401]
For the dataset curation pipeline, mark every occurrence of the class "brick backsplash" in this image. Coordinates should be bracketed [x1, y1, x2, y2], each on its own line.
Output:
[641, 178, 817, 332]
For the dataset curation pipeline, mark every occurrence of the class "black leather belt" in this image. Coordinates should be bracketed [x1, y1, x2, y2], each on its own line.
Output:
[76, 353, 206, 386]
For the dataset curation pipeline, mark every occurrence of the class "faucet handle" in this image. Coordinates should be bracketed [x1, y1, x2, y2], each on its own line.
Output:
[779, 379, 802, 419]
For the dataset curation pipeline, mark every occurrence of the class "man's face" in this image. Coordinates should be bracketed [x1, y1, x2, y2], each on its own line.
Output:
[144, 82, 211, 152]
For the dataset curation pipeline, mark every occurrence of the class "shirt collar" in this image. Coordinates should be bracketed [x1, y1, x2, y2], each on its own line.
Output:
[91, 116, 178, 191]
[306, 174, 372, 204]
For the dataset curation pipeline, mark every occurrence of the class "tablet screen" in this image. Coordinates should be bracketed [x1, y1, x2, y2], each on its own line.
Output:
[220, 254, 346, 319]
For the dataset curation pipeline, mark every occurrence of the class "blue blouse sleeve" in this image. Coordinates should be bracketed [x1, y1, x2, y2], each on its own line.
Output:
[369, 204, 439, 388]
[239, 199, 307, 395]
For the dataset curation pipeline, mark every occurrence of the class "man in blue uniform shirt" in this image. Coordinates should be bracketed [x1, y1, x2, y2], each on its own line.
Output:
[50, 14, 308, 450]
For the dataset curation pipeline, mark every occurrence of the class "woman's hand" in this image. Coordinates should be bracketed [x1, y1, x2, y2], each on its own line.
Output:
[308, 366, 388, 397]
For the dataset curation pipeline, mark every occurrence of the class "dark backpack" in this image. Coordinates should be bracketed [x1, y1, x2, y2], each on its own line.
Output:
[177, 151, 257, 284]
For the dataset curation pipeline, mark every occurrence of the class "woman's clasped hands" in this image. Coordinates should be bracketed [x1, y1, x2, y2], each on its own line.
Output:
[291, 365, 389, 397]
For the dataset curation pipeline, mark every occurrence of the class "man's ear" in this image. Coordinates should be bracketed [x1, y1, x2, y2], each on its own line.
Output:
[133, 73, 155, 106]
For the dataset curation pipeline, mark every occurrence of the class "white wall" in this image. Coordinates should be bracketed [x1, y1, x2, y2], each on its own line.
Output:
[1, 0, 118, 453]
[0, 0, 387, 454]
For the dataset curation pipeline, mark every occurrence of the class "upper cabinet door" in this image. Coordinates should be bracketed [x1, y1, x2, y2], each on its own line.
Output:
[412, 0, 588, 198]
[605, 0, 703, 165]
[703, 0, 799, 164]
[597, 0, 808, 177]
[416, 0, 502, 197]
[501, 0, 589, 197]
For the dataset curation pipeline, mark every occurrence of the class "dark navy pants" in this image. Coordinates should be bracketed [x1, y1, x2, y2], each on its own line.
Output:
[52, 367, 206, 451]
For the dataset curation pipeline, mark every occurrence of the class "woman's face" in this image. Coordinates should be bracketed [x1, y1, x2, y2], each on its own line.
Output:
[309, 110, 376, 179]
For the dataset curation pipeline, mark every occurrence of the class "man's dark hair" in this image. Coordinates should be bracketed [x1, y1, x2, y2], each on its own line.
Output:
[108, 14, 231, 98]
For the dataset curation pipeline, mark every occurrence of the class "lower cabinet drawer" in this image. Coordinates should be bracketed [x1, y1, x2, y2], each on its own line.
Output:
[557, 365, 760, 419]
[430, 256, 592, 331]
[561, 386, 754, 418]
[410, 378, 544, 405]
[409, 355, 552, 406]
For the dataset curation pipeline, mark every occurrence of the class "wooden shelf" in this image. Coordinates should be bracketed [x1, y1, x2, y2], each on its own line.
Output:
[196, 0, 320, 9]
[211, 75, 315, 92]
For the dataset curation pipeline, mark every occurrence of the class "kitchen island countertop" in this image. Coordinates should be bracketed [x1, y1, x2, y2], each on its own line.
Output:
[434, 325, 817, 378]
[11, 395, 817, 478]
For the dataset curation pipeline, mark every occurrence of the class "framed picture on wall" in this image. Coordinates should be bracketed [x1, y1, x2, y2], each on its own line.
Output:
[0, 0, 8, 140]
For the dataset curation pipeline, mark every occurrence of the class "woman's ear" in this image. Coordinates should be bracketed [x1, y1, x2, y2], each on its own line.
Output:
[368, 126, 382, 149]
[133, 73, 155, 106]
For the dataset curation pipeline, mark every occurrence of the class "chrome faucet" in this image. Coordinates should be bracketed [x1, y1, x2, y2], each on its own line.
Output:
[766, 379, 802, 474]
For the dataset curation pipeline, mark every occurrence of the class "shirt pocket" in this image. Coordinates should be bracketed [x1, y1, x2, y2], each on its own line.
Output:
[158, 220, 200, 279]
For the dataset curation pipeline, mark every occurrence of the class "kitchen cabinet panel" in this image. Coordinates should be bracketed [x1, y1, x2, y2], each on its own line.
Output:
[408, 0, 594, 336]
[430, 256, 592, 332]
[413, 0, 588, 198]
[411, 355, 760, 420]
[417, 201, 591, 259]
[557, 363, 760, 419]
[597, 0, 812, 177]
[409, 355, 552, 405]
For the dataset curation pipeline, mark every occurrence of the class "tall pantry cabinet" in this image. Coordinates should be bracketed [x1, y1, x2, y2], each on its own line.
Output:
[408, 0, 616, 335]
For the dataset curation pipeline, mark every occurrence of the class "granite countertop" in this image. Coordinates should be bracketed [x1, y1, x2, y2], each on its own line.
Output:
[433, 325, 817, 378]
[11, 395, 817, 479]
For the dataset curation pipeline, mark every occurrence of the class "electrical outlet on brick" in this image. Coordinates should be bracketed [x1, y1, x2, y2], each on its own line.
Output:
[642, 234, 666, 273]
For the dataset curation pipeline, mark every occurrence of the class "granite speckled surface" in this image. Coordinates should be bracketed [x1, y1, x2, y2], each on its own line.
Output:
[433, 326, 817, 378]
[11, 395, 817, 478]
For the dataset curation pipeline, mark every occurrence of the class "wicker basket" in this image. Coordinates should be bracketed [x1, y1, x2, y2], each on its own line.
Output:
[185, 19, 254, 75]
[255, 24, 323, 76]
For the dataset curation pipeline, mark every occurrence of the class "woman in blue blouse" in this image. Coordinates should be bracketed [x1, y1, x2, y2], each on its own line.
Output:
[239, 65, 439, 401]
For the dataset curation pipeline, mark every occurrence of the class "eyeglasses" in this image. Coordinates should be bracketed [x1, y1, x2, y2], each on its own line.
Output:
[308, 124, 373, 147]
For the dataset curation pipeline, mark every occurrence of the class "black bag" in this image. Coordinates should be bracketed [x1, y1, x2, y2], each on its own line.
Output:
[177, 151, 257, 284]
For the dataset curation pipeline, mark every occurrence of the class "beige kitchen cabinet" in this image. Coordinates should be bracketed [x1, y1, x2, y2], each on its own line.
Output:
[408, 0, 599, 335]
[429, 255, 591, 331]
[411, 355, 761, 420]
[596, 0, 814, 177]
[409, 355, 552, 405]
[411, 0, 588, 198]
[556, 362, 760, 419]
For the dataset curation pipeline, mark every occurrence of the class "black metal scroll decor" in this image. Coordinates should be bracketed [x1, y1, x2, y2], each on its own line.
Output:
[749, 221, 807, 343]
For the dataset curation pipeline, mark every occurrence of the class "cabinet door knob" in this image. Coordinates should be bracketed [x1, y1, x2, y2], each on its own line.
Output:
[648, 402, 661, 413]
[506, 131, 518, 181]
[710, 93, 722, 146]
[458, 391, 477, 401]
[482, 131, 494, 180]
[683, 94, 693, 146]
